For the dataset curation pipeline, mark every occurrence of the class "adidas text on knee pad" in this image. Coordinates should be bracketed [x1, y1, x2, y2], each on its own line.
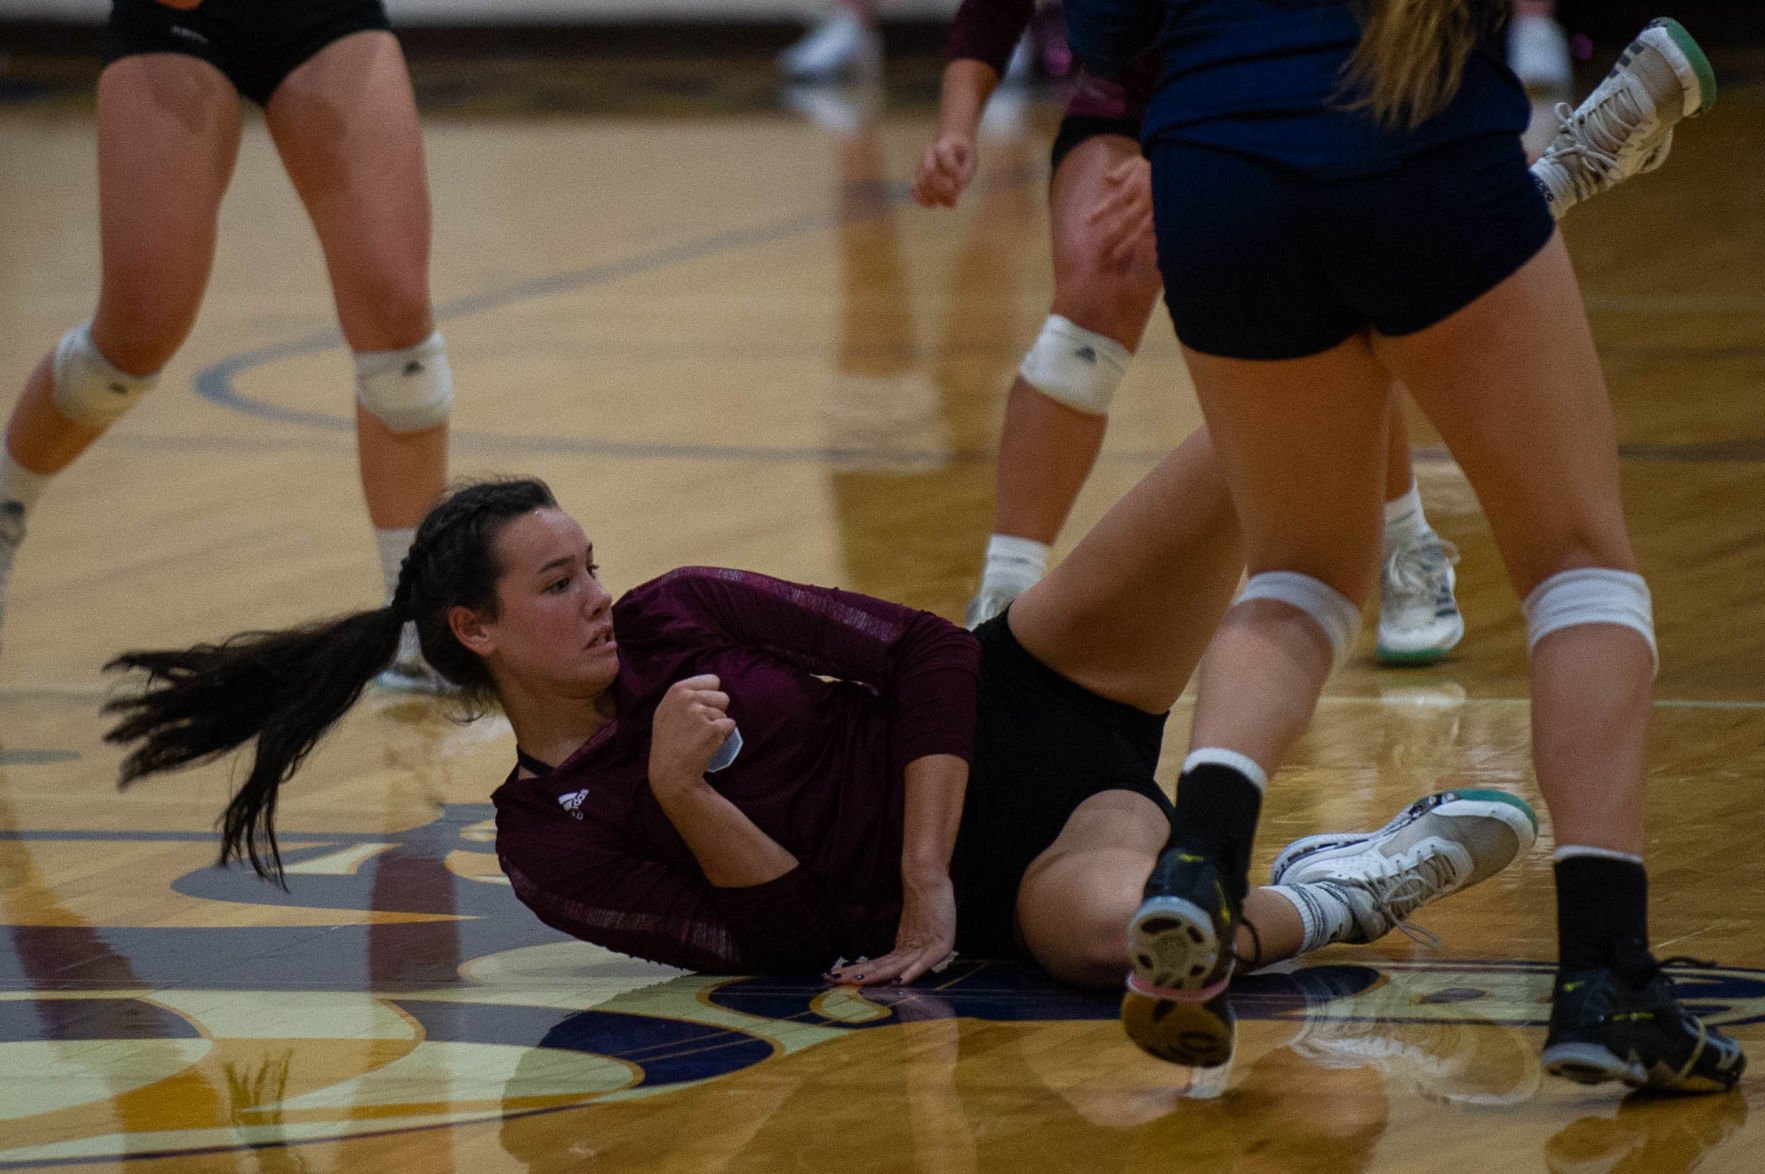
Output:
[355, 331, 452, 433]
[1016, 315, 1130, 415]
[51, 324, 158, 428]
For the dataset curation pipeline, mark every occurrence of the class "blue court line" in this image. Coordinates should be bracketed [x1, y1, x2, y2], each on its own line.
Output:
[190, 173, 1051, 467]
[185, 174, 1765, 466]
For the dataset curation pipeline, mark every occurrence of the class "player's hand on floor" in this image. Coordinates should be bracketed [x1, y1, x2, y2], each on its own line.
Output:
[826, 871, 957, 986]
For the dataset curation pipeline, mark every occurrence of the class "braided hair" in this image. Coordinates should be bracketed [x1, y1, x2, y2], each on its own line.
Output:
[104, 477, 559, 883]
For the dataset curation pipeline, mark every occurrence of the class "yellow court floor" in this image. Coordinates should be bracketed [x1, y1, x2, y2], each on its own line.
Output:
[0, 50, 1762, 1173]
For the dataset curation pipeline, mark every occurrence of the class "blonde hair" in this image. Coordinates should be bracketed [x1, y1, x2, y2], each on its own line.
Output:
[1340, 0, 1488, 130]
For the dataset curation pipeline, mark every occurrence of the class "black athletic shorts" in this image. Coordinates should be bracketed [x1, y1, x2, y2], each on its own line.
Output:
[950, 612, 1172, 960]
[1151, 132, 1556, 360]
[1050, 113, 1143, 177]
[103, 0, 392, 106]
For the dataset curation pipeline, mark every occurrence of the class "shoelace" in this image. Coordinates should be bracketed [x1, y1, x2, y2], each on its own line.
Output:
[1549, 82, 1653, 197]
[1343, 848, 1465, 947]
[1384, 538, 1460, 601]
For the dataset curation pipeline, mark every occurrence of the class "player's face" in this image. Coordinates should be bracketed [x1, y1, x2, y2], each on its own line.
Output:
[465, 508, 618, 698]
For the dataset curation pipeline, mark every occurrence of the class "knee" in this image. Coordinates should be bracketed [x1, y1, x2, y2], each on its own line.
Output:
[355, 330, 451, 433]
[50, 323, 159, 428]
[90, 288, 198, 375]
[1020, 885, 1135, 991]
[1017, 315, 1131, 416]
[342, 273, 433, 349]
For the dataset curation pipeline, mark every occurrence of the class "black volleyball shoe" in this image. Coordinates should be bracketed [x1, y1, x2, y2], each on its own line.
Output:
[1121, 848, 1240, 1068]
[1543, 951, 1746, 1094]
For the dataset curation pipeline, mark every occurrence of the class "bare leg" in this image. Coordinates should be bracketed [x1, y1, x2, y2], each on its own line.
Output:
[1383, 389, 1414, 503]
[991, 134, 1162, 546]
[1374, 235, 1647, 854]
[265, 31, 445, 532]
[6, 55, 241, 475]
[1015, 791, 1303, 991]
[1008, 426, 1243, 713]
[1183, 335, 1393, 773]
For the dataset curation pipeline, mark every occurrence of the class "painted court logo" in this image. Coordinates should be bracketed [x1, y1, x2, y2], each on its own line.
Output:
[5, 806, 1762, 1167]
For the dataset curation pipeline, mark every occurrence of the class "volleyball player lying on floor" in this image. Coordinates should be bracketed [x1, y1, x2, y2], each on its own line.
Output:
[103, 451, 1534, 1030]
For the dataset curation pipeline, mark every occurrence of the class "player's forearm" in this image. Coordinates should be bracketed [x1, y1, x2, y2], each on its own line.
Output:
[937, 59, 1000, 143]
[653, 774, 799, 888]
[901, 753, 969, 883]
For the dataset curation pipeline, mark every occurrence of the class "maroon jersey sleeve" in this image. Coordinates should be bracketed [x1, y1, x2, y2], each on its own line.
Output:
[499, 795, 844, 974]
[945, 0, 1036, 77]
[620, 567, 981, 767]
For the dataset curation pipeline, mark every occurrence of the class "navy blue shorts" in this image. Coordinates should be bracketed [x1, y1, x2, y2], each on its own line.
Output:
[1151, 134, 1556, 360]
[103, 0, 392, 107]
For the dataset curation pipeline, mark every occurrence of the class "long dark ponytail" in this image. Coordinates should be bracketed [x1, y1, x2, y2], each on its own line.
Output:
[103, 476, 559, 883]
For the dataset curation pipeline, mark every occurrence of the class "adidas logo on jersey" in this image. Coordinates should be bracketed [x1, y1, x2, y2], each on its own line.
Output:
[558, 789, 589, 819]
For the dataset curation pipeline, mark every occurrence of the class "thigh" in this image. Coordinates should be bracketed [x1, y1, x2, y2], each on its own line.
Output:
[1009, 426, 1243, 713]
[265, 29, 433, 349]
[1045, 130, 1162, 348]
[90, 54, 243, 370]
[1372, 234, 1637, 595]
[1183, 335, 1393, 601]
[1015, 789, 1169, 990]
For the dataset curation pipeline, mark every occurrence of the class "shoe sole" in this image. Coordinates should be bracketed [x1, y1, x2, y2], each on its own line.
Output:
[1543, 1041, 1742, 1094]
[1543, 1041, 1648, 1088]
[1375, 644, 1454, 666]
[1646, 18, 1718, 117]
[1375, 617, 1465, 666]
[1269, 789, 1539, 886]
[1128, 895, 1228, 993]
[1121, 985, 1234, 1068]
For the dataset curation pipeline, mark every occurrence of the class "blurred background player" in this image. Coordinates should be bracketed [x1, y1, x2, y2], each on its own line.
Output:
[0, 0, 450, 688]
[1511, 0, 1574, 95]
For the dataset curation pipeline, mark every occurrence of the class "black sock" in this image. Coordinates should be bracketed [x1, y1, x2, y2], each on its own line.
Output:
[1555, 854, 1649, 971]
[1167, 764, 1263, 902]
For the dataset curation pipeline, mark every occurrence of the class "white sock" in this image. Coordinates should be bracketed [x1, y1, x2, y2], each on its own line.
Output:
[375, 526, 417, 601]
[1552, 845, 1645, 866]
[980, 533, 1049, 596]
[0, 453, 52, 516]
[1382, 482, 1432, 558]
[1269, 882, 1358, 954]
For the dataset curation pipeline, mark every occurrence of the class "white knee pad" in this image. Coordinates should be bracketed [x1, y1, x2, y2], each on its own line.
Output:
[1237, 571, 1363, 672]
[1016, 315, 1130, 415]
[355, 331, 452, 433]
[50, 324, 158, 429]
[1523, 567, 1658, 674]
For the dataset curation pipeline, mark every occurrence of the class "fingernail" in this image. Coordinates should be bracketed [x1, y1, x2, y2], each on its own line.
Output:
[852, 974, 866, 981]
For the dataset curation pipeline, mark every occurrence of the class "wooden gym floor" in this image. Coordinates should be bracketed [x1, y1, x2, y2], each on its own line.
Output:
[0, 42, 1761, 1173]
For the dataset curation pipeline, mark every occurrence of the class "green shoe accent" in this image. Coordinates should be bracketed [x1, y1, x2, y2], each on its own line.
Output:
[1653, 17, 1718, 112]
[1446, 787, 1539, 835]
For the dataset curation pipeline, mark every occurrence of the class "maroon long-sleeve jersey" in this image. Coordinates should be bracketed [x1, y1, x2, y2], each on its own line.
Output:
[492, 567, 980, 974]
[945, 0, 1160, 122]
